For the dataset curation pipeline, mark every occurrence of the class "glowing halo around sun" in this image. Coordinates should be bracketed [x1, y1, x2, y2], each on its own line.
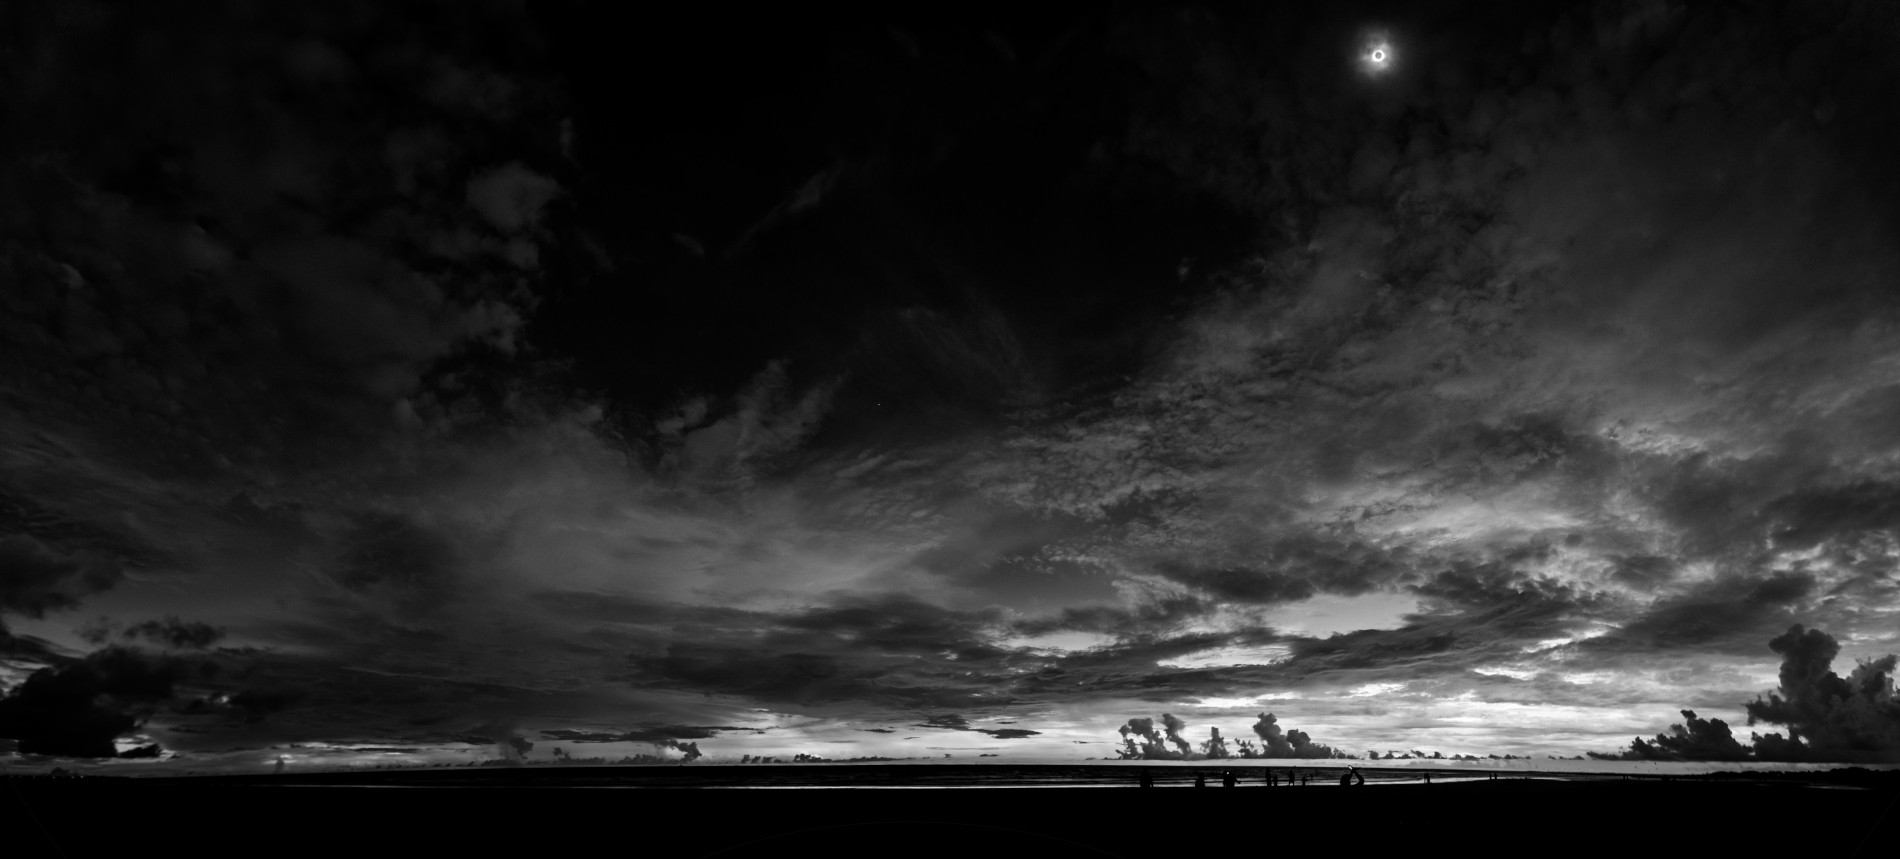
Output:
[1358, 30, 1396, 77]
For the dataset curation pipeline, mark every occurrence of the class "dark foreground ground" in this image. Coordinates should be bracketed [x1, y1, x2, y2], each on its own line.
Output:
[7, 768, 1897, 856]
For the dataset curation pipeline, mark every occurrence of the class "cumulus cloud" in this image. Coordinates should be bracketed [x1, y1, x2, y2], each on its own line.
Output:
[1115, 711, 1347, 760]
[1598, 624, 1900, 762]
[0, 647, 181, 757]
[1250, 712, 1348, 760]
[1745, 624, 1900, 761]
[1590, 710, 1749, 762]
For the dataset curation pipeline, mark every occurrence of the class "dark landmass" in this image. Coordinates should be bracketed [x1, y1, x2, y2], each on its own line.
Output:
[6, 765, 1895, 854]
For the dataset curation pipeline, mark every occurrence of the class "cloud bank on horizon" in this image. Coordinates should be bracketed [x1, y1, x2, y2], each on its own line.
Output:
[3, 0, 1900, 769]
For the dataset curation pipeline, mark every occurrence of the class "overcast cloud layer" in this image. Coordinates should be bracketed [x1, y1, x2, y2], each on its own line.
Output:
[3, 0, 1900, 769]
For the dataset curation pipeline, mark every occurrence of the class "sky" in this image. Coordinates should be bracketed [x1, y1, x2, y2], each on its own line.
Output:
[3, 0, 1900, 772]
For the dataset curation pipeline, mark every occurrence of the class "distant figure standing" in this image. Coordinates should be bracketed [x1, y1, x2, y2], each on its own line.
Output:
[1139, 772, 1154, 788]
[1423, 772, 1432, 784]
[275, 756, 286, 774]
[1194, 772, 1206, 788]
[1263, 768, 1275, 786]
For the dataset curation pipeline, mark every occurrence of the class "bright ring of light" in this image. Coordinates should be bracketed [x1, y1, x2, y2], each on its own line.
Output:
[1358, 34, 1395, 77]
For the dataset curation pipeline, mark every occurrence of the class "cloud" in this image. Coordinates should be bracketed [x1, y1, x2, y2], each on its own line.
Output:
[0, 478, 181, 622]
[321, 511, 465, 616]
[619, 595, 1026, 711]
[0, 534, 123, 618]
[912, 713, 1042, 739]
[1249, 711, 1347, 759]
[82, 616, 226, 650]
[0, 2, 568, 651]
[1150, 561, 1317, 605]
[541, 725, 756, 743]
[0, 646, 181, 757]
[1597, 624, 1900, 762]
[1591, 710, 1749, 762]
[227, 688, 301, 723]
[465, 162, 563, 234]
[1745, 624, 1900, 762]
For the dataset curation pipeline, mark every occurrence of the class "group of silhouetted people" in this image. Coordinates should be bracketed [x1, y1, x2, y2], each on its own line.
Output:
[1191, 770, 1246, 787]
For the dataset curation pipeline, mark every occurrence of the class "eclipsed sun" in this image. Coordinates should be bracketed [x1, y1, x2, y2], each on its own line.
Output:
[1359, 32, 1396, 77]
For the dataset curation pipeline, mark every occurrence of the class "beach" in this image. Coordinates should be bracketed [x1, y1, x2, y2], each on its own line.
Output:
[8, 765, 1895, 855]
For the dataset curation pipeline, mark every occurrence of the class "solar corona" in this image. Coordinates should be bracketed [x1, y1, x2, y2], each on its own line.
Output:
[1361, 32, 1397, 76]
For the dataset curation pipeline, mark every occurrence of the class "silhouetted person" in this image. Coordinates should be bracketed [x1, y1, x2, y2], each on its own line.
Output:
[1338, 766, 1365, 787]
[1195, 772, 1206, 788]
[1263, 768, 1275, 786]
[1423, 771, 1431, 784]
[1139, 772, 1153, 788]
[275, 756, 286, 774]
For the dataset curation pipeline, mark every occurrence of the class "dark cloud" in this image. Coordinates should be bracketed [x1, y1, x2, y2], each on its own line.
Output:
[0, 646, 180, 757]
[1591, 710, 1749, 762]
[1150, 562, 1317, 605]
[0, 480, 183, 621]
[1011, 594, 1213, 637]
[0, 0, 562, 487]
[1589, 574, 1817, 656]
[606, 593, 1055, 712]
[1607, 555, 1676, 591]
[117, 616, 225, 650]
[1117, 714, 1190, 760]
[0, 534, 122, 618]
[1113, 710, 1347, 760]
[1745, 624, 1900, 762]
[916, 714, 972, 731]
[227, 688, 301, 724]
[541, 726, 756, 743]
[912, 713, 1042, 739]
[1600, 624, 1900, 762]
[666, 740, 702, 762]
[323, 511, 463, 615]
[1250, 712, 1348, 760]
[1114, 715, 1175, 760]
[1761, 482, 1900, 551]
